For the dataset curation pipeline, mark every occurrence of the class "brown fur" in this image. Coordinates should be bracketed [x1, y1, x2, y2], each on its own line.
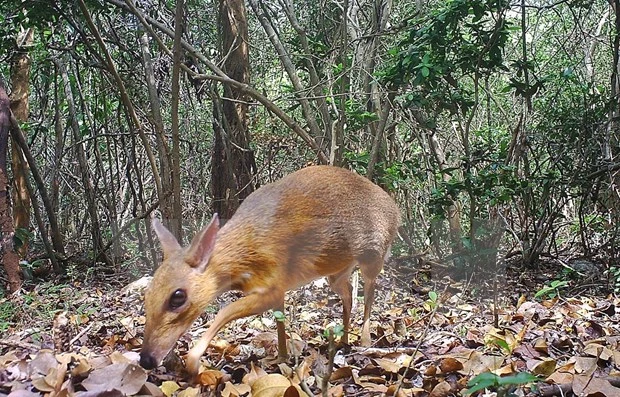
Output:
[140, 165, 400, 375]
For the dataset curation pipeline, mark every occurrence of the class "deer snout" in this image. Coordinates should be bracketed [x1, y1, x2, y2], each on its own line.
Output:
[139, 351, 158, 369]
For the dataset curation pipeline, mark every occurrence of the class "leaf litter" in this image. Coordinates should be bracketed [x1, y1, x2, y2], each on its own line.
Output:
[0, 259, 619, 396]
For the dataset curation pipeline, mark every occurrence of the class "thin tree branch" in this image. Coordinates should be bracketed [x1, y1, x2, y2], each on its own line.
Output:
[104, 0, 329, 164]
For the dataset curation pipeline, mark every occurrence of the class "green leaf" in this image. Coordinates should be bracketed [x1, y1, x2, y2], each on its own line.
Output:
[464, 371, 539, 395]
[273, 310, 286, 322]
[494, 338, 510, 353]
[463, 372, 499, 394]
[14, 227, 33, 248]
[332, 324, 345, 337]
[497, 372, 539, 386]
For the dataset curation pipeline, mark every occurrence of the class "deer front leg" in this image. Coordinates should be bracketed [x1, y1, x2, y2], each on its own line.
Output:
[186, 289, 284, 376]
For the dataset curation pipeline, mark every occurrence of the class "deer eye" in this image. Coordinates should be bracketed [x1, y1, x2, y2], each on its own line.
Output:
[168, 289, 187, 310]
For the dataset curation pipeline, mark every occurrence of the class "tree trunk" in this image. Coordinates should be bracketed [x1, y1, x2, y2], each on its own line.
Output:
[55, 58, 111, 267]
[609, 0, 620, 161]
[0, 81, 22, 293]
[139, 31, 166, 266]
[363, 0, 393, 180]
[9, 28, 34, 258]
[170, 0, 185, 240]
[212, 0, 256, 220]
[428, 129, 462, 252]
[9, 115, 63, 273]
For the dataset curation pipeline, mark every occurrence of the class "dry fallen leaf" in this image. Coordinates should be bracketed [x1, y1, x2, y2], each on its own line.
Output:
[160, 380, 180, 397]
[574, 356, 598, 375]
[573, 374, 620, 396]
[546, 370, 574, 385]
[221, 381, 251, 397]
[82, 363, 147, 396]
[429, 380, 453, 397]
[243, 361, 269, 386]
[439, 357, 463, 373]
[197, 369, 226, 387]
[530, 358, 556, 377]
[29, 351, 58, 377]
[251, 373, 308, 397]
[329, 366, 353, 381]
[583, 343, 613, 361]
[139, 382, 164, 396]
[459, 351, 503, 375]
[177, 387, 201, 397]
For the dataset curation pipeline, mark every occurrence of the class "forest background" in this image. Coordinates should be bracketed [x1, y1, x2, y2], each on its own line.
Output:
[0, 0, 618, 300]
[0, 0, 619, 395]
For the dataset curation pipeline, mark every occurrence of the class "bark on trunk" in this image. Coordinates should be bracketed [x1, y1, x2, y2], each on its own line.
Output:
[363, 0, 393, 180]
[170, 0, 185, 240]
[212, 0, 256, 220]
[9, 115, 63, 273]
[139, 32, 165, 266]
[0, 82, 22, 293]
[9, 28, 34, 258]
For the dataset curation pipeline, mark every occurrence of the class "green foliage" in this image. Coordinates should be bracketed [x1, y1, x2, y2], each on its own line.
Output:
[382, 0, 511, 116]
[0, 0, 58, 53]
[379, 1, 616, 269]
[426, 290, 438, 310]
[343, 98, 380, 131]
[343, 152, 427, 197]
[489, 337, 511, 354]
[429, 158, 522, 220]
[464, 371, 539, 395]
[13, 227, 33, 250]
[19, 258, 47, 280]
[0, 299, 17, 333]
[273, 310, 286, 322]
[343, 150, 370, 173]
[379, 159, 425, 191]
[534, 280, 569, 300]
[323, 324, 344, 339]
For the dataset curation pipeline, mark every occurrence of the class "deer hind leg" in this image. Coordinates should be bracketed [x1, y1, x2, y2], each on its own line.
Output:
[358, 250, 385, 347]
[328, 265, 354, 345]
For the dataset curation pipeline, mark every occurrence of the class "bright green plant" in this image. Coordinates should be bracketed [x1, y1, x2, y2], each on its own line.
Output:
[534, 280, 569, 300]
[273, 310, 286, 323]
[423, 290, 439, 312]
[323, 324, 345, 339]
[464, 371, 539, 396]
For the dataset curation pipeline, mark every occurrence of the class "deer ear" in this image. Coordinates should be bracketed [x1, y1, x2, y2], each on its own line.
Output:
[185, 214, 220, 272]
[152, 218, 181, 258]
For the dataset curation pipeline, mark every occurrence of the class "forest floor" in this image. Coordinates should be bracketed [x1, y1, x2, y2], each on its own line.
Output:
[0, 256, 619, 396]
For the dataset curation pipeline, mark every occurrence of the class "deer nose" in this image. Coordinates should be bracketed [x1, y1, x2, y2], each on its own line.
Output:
[139, 352, 157, 369]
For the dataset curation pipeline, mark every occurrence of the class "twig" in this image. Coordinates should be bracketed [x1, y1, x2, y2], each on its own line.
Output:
[350, 346, 426, 356]
[0, 339, 40, 350]
[70, 322, 95, 345]
[394, 287, 445, 396]
[321, 329, 336, 397]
